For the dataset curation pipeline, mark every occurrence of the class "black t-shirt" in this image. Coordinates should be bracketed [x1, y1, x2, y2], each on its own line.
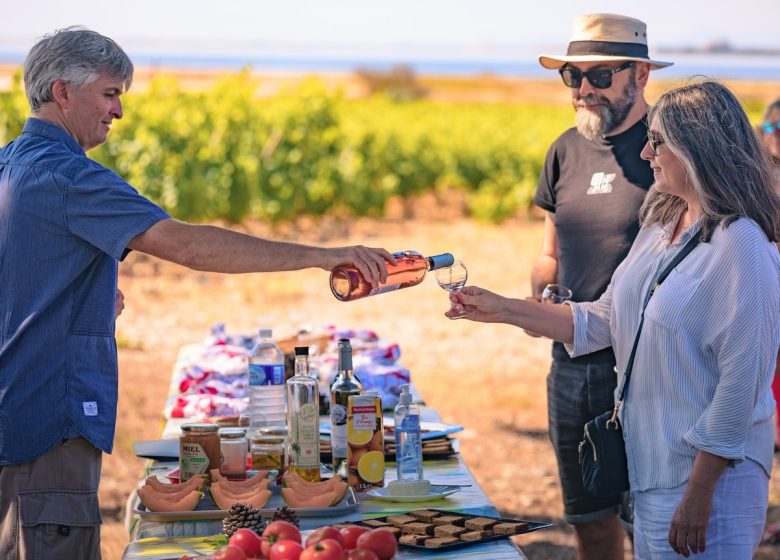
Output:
[534, 118, 653, 363]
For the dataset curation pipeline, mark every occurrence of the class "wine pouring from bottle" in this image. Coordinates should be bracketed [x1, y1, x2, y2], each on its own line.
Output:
[330, 250, 454, 302]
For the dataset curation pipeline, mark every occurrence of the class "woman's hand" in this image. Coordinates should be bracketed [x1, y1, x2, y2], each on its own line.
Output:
[668, 486, 714, 556]
[446, 286, 509, 323]
[668, 451, 728, 556]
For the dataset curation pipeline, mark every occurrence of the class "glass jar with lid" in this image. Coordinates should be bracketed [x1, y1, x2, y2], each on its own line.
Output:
[250, 435, 285, 471]
[219, 428, 248, 478]
[179, 422, 220, 481]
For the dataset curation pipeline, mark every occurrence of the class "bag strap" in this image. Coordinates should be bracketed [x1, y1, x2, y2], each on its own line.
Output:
[607, 230, 701, 427]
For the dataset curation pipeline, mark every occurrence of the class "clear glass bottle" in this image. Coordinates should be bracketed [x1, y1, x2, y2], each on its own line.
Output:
[247, 328, 286, 434]
[394, 384, 423, 481]
[329, 338, 362, 475]
[286, 346, 321, 482]
[329, 250, 454, 301]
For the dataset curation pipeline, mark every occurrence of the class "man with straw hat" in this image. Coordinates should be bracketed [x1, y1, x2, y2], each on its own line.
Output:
[531, 14, 672, 560]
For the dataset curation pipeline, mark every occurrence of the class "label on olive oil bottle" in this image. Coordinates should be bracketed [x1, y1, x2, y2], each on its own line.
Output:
[347, 394, 384, 491]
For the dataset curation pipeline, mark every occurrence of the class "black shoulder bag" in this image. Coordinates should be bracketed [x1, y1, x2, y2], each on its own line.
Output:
[579, 231, 701, 498]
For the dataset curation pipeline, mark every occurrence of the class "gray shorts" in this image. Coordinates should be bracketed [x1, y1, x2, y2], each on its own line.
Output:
[547, 358, 622, 524]
[0, 437, 103, 559]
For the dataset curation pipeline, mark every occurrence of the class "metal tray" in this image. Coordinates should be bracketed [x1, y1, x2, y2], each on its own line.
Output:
[133, 485, 359, 522]
[352, 509, 551, 552]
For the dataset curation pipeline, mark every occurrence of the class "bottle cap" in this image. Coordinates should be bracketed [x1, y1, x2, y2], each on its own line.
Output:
[294, 346, 309, 356]
[399, 384, 412, 404]
[259, 328, 273, 338]
[429, 253, 455, 270]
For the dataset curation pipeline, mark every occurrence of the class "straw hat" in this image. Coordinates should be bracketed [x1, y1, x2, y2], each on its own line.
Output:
[539, 13, 673, 70]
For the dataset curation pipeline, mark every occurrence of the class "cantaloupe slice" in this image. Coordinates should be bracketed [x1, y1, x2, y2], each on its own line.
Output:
[282, 472, 343, 494]
[146, 475, 206, 494]
[209, 484, 272, 510]
[214, 477, 271, 495]
[211, 480, 270, 500]
[210, 469, 270, 487]
[281, 487, 336, 509]
[141, 483, 200, 503]
[138, 486, 203, 512]
[327, 481, 350, 506]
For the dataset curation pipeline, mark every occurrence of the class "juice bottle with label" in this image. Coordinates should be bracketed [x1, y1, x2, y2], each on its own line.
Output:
[347, 393, 384, 492]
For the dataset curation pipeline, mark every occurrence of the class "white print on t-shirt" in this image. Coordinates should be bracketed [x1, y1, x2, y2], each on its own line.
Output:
[83, 402, 98, 416]
[587, 172, 616, 195]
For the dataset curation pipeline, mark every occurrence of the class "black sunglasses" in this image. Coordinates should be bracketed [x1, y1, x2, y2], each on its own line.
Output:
[647, 132, 665, 156]
[559, 61, 635, 89]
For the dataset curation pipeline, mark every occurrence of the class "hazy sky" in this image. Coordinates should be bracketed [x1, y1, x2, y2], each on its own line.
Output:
[2, 0, 778, 60]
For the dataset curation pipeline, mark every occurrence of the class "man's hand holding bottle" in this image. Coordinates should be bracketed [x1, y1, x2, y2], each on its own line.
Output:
[320, 246, 397, 286]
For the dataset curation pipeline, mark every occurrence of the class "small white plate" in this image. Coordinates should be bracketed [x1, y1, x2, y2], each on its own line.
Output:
[365, 485, 462, 503]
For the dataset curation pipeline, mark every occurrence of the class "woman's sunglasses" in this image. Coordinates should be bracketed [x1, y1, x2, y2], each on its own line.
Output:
[559, 61, 634, 89]
[762, 120, 780, 134]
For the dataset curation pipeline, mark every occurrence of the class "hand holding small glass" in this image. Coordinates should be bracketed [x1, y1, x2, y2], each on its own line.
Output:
[436, 261, 468, 319]
[542, 284, 572, 304]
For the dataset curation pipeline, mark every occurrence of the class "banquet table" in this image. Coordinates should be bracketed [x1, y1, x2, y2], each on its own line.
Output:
[120, 338, 535, 559]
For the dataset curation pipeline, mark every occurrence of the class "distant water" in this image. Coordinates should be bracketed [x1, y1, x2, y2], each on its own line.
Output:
[1, 51, 778, 81]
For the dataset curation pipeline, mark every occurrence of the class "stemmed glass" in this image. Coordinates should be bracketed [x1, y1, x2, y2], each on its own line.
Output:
[435, 261, 468, 319]
[542, 284, 572, 304]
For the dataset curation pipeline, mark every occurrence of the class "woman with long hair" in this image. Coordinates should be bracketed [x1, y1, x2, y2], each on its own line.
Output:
[450, 81, 780, 558]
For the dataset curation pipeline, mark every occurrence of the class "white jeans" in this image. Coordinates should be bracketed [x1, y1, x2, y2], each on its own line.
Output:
[633, 458, 768, 560]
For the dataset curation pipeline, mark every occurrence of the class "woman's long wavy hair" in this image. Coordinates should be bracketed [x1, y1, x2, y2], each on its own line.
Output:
[640, 80, 780, 242]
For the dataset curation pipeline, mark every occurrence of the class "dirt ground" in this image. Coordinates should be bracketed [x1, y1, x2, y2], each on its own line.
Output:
[102, 206, 780, 559]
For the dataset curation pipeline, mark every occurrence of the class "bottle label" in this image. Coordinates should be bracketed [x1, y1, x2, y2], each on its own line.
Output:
[330, 404, 348, 459]
[291, 403, 319, 469]
[180, 442, 209, 479]
[368, 284, 402, 296]
[397, 415, 422, 474]
[249, 363, 285, 386]
[352, 404, 378, 431]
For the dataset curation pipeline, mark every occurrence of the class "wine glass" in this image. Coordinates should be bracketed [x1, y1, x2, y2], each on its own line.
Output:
[435, 261, 468, 319]
[542, 283, 572, 304]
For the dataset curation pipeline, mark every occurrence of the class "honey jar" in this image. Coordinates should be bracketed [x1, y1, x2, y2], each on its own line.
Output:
[179, 422, 220, 481]
[250, 435, 285, 471]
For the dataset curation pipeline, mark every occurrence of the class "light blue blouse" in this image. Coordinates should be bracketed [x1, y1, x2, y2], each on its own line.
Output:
[567, 218, 779, 491]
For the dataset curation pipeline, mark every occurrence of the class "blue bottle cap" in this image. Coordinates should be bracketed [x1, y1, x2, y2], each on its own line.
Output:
[429, 253, 455, 270]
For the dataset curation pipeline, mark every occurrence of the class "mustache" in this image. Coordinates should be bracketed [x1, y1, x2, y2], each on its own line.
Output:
[574, 94, 610, 108]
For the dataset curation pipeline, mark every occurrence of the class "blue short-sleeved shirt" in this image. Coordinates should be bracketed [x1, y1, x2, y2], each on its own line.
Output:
[0, 118, 170, 464]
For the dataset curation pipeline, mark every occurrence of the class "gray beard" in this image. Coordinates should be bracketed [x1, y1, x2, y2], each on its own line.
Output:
[575, 78, 637, 141]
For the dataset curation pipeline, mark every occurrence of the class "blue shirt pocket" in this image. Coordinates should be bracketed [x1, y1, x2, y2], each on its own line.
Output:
[644, 268, 703, 331]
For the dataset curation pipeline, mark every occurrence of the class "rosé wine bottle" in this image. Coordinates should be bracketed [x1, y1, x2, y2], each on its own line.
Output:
[329, 250, 454, 302]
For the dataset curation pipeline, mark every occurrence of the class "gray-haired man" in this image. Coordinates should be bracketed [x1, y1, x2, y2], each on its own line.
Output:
[0, 27, 394, 558]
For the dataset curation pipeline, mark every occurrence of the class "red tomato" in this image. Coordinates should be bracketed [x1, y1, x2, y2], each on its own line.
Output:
[355, 529, 397, 560]
[262, 521, 302, 557]
[299, 538, 344, 560]
[212, 545, 247, 560]
[269, 539, 304, 560]
[229, 528, 263, 558]
[305, 526, 344, 548]
[346, 549, 379, 560]
[339, 526, 370, 550]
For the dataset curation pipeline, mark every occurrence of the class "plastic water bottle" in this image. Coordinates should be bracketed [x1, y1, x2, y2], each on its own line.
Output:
[394, 384, 423, 481]
[248, 328, 286, 433]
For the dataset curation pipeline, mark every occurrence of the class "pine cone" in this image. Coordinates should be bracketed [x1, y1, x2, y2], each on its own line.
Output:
[222, 502, 266, 538]
[271, 505, 300, 528]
